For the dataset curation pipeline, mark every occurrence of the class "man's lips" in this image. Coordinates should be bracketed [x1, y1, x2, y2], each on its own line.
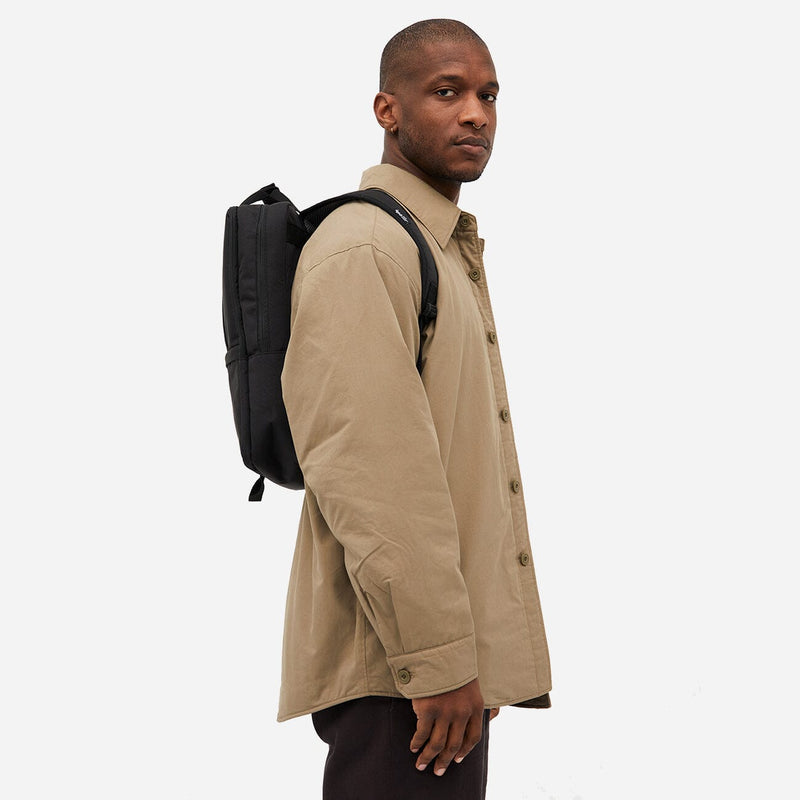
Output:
[454, 136, 490, 156]
[455, 136, 490, 149]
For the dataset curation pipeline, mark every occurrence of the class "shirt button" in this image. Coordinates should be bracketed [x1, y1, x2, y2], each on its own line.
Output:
[460, 216, 471, 227]
[468, 268, 481, 282]
[510, 479, 521, 493]
[518, 552, 530, 567]
[487, 330, 497, 344]
[500, 407, 510, 422]
[397, 668, 411, 684]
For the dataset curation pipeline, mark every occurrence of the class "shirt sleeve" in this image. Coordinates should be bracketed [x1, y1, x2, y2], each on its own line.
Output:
[281, 237, 478, 698]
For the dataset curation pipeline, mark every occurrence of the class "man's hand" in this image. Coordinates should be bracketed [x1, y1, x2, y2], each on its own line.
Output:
[410, 677, 485, 776]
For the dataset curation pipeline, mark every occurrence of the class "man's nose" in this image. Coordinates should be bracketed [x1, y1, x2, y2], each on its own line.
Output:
[459, 96, 490, 129]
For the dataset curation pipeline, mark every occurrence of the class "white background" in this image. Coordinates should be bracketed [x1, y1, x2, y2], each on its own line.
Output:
[2, 1, 798, 798]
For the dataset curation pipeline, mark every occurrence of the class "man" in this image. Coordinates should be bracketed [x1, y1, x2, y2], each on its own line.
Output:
[280, 19, 551, 800]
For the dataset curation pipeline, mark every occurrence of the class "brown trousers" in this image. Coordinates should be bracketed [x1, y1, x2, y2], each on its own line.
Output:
[312, 696, 491, 800]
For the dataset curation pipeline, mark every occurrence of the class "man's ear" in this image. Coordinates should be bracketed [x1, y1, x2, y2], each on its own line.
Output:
[374, 92, 398, 133]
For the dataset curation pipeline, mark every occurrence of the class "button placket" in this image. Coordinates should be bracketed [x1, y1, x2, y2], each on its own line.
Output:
[455, 210, 537, 587]
[457, 209, 533, 588]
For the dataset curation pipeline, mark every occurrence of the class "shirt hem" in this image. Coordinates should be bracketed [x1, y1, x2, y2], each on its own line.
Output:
[277, 689, 403, 723]
[277, 682, 553, 722]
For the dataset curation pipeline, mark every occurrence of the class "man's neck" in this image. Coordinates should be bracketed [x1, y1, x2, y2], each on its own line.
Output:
[380, 152, 461, 204]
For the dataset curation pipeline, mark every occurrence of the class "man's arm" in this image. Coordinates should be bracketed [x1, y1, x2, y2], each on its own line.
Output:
[282, 233, 478, 699]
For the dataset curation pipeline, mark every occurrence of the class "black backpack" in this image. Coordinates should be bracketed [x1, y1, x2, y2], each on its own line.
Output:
[222, 184, 439, 501]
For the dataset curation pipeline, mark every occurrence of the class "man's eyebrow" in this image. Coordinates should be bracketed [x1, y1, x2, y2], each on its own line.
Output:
[428, 74, 500, 91]
[429, 73, 464, 84]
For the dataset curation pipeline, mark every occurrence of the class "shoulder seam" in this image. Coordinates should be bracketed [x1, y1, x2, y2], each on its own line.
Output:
[305, 242, 420, 293]
[303, 207, 422, 288]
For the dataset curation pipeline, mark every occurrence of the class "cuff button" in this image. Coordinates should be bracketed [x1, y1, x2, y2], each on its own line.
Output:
[397, 668, 412, 684]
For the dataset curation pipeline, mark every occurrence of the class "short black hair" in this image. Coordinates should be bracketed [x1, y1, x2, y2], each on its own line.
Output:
[379, 19, 488, 91]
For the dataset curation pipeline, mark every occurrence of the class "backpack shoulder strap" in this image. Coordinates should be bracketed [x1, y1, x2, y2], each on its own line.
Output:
[300, 189, 438, 371]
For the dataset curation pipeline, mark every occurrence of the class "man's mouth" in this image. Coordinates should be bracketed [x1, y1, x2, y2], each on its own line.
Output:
[454, 136, 490, 156]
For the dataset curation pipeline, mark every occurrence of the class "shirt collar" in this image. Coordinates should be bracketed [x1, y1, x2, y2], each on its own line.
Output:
[359, 164, 462, 250]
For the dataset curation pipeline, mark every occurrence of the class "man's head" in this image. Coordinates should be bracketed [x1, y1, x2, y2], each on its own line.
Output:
[374, 20, 498, 202]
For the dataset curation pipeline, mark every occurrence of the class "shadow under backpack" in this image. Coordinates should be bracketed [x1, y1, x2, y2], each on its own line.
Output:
[222, 184, 439, 501]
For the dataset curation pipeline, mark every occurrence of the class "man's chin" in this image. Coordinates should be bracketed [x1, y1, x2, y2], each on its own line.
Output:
[449, 166, 487, 183]
[449, 154, 492, 183]
[457, 169, 485, 183]
[429, 159, 489, 184]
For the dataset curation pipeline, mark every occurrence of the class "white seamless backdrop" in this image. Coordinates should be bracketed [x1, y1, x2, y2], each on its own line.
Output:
[1, 2, 798, 798]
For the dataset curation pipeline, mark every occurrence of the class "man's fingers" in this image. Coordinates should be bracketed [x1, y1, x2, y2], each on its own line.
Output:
[409, 679, 487, 773]
[453, 710, 484, 765]
[409, 713, 434, 755]
[414, 717, 450, 771]
[431, 717, 468, 776]
[489, 707, 500, 721]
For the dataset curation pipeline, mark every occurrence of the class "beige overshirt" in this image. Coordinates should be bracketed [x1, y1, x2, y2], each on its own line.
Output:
[278, 164, 551, 721]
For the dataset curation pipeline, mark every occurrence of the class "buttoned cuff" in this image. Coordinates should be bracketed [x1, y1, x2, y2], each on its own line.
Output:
[386, 634, 478, 698]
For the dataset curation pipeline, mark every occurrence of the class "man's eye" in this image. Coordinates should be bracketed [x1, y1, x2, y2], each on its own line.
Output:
[482, 93, 497, 103]
[436, 89, 456, 97]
